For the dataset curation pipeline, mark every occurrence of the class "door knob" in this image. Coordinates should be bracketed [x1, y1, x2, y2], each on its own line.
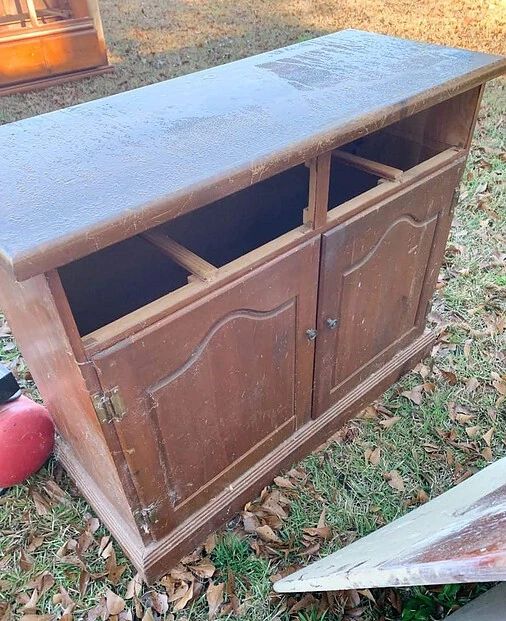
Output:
[326, 318, 339, 329]
[305, 328, 317, 341]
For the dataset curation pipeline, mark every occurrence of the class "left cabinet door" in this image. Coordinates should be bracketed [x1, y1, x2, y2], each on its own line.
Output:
[90, 238, 320, 538]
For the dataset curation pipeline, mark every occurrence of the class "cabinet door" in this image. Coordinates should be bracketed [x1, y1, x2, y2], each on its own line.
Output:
[313, 160, 464, 418]
[91, 238, 319, 538]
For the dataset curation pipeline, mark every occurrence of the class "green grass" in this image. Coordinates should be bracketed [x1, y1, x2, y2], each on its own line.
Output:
[0, 37, 504, 621]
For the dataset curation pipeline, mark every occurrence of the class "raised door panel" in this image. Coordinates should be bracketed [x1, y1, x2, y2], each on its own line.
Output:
[91, 238, 320, 539]
[313, 159, 465, 418]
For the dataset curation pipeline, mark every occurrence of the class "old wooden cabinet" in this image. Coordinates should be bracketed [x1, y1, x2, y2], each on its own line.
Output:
[0, 30, 504, 581]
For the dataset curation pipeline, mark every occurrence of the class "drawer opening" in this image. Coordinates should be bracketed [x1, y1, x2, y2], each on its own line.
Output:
[155, 164, 310, 268]
[58, 236, 193, 336]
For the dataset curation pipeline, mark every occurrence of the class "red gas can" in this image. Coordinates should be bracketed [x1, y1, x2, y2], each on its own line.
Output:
[0, 364, 54, 487]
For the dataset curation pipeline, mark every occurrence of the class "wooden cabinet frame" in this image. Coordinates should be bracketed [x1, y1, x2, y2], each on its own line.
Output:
[1, 31, 504, 582]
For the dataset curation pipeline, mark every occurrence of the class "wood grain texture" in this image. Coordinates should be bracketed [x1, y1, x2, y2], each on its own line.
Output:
[90, 239, 320, 539]
[0, 263, 139, 534]
[313, 156, 464, 417]
[141, 231, 218, 281]
[331, 150, 403, 180]
[275, 458, 506, 592]
[140, 330, 435, 582]
[0, 29, 503, 280]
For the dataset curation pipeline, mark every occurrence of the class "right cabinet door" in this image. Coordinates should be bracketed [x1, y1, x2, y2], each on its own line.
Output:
[313, 159, 464, 417]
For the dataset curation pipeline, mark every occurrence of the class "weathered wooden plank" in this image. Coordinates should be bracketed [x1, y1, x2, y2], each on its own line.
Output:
[275, 458, 506, 592]
[449, 583, 506, 620]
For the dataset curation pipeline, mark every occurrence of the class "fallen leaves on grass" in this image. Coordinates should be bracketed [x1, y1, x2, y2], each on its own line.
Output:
[206, 582, 224, 619]
[365, 446, 381, 466]
[384, 470, 405, 492]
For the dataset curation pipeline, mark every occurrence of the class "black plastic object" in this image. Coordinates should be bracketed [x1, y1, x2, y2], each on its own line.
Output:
[0, 364, 21, 404]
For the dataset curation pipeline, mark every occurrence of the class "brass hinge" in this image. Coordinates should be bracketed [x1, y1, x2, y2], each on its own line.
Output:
[92, 387, 126, 424]
[133, 504, 159, 534]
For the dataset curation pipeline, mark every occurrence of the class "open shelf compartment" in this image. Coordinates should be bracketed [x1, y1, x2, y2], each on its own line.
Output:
[59, 164, 311, 337]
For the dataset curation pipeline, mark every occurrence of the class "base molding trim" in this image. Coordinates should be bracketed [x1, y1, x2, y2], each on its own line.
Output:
[58, 331, 434, 582]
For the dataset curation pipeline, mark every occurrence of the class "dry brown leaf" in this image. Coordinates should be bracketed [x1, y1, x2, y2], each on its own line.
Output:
[106, 548, 127, 585]
[482, 447, 494, 462]
[149, 592, 168, 615]
[359, 405, 379, 419]
[492, 377, 506, 395]
[189, 558, 216, 580]
[203, 533, 217, 555]
[21, 590, 39, 614]
[26, 535, 44, 553]
[31, 491, 51, 516]
[124, 574, 142, 600]
[242, 511, 260, 533]
[289, 593, 318, 614]
[172, 582, 194, 611]
[106, 589, 125, 615]
[379, 416, 401, 429]
[365, 446, 381, 466]
[255, 524, 282, 544]
[19, 550, 35, 572]
[19, 616, 54, 621]
[28, 572, 55, 596]
[440, 370, 458, 385]
[206, 582, 224, 620]
[466, 425, 480, 438]
[384, 470, 405, 492]
[456, 412, 474, 425]
[483, 428, 495, 446]
[465, 377, 480, 393]
[43, 480, 69, 505]
[261, 496, 288, 520]
[86, 517, 100, 534]
[79, 570, 91, 598]
[273, 476, 296, 490]
[77, 529, 94, 555]
[141, 609, 155, 621]
[401, 384, 424, 405]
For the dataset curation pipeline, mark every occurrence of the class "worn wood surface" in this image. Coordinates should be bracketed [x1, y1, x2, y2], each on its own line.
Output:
[0, 29, 504, 280]
[90, 239, 320, 539]
[0, 263, 140, 542]
[313, 157, 464, 416]
[0, 32, 502, 582]
[275, 458, 506, 592]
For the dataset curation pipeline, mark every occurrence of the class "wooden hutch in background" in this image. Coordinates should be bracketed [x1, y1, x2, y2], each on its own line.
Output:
[0, 0, 109, 95]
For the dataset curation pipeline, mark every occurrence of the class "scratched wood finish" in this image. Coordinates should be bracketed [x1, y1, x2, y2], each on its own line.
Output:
[275, 458, 506, 592]
[90, 239, 320, 538]
[1, 31, 504, 281]
[0, 32, 503, 582]
[313, 157, 465, 417]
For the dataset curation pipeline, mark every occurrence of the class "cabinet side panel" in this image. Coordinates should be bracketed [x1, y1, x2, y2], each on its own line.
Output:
[0, 264, 141, 546]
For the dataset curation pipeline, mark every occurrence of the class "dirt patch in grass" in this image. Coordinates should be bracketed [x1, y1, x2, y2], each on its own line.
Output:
[1, 2, 505, 620]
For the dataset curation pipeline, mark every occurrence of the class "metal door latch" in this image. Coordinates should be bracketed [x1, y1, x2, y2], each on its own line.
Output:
[306, 328, 317, 341]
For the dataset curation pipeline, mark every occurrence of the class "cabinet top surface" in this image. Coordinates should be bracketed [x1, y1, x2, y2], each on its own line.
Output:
[1, 29, 504, 280]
